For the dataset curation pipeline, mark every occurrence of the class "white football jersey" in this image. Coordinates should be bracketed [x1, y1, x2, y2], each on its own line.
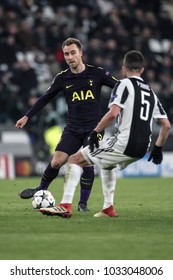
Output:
[108, 76, 167, 158]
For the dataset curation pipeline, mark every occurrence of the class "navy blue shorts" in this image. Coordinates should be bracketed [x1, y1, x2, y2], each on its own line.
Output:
[55, 127, 103, 156]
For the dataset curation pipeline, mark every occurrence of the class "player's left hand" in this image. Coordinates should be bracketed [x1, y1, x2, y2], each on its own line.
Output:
[148, 145, 163, 164]
[88, 130, 100, 152]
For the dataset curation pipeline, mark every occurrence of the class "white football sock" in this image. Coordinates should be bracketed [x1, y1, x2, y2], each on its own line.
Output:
[60, 164, 82, 204]
[100, 168, 116, 209]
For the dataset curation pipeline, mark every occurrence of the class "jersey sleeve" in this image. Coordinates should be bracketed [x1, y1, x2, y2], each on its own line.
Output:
[98, 67, 118, 88]
[108, 79, 129, 109]
[26, 75, 63, 119]
[153, 97, 168, 119]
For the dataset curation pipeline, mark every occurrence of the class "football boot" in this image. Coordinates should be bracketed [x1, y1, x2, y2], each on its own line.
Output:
[40, 203, 72, 218]
[78, 202, 90, 212]
[19, 187, 40, 199]
[93, 205, 118, 218]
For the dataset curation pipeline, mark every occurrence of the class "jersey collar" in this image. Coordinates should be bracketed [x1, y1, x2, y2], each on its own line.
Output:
[131, 75, 143, 81]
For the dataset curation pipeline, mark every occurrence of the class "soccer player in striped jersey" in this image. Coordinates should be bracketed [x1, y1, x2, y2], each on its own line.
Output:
[15, 37, 118, 211]
[40, 50, 170, 218]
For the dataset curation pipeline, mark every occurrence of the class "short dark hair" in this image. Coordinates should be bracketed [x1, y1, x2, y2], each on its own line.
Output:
[123, 50, 144, 71]
[62, 38, 82, 50]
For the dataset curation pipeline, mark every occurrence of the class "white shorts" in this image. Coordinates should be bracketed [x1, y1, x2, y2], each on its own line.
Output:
[81, 139, 138, 170]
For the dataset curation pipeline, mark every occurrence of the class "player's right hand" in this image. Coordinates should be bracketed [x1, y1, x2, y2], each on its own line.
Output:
[88, 130, 100, 152]
[15, 116, 28, 129]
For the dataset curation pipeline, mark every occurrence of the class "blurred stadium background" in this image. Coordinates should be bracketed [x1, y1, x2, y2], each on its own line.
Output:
[0, 0, 173, 178]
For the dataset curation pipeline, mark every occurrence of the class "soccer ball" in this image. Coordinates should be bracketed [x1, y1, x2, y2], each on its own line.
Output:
[32, 190, 55, 209]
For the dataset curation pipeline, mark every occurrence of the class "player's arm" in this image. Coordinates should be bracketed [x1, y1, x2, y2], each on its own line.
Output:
[15, 75, 62, 129]
[89, 80, 125, 151]
[95, 104, 121, 133]
[155, 118, 171, 147]
[95, 79, 126, 132]
[15, 94, 52, 129]
[88, 105, 121, 152]
[148, 118, 171, 164]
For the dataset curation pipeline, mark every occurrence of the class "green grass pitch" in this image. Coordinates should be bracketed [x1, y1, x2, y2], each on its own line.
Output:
[0, 177, 173, 260]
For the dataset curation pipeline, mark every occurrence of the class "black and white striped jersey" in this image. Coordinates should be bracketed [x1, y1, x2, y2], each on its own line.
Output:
[108, 76, 167, 158]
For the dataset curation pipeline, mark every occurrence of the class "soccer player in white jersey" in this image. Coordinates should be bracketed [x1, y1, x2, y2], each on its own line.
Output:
[40, 50, 170, 218]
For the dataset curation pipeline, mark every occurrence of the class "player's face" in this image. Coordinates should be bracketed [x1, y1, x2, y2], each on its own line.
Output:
[63, 44, 83, 69]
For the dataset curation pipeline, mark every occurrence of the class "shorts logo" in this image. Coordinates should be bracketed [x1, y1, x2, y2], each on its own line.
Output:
[66, 84, 73, 89]
[91, 147, 114, 157]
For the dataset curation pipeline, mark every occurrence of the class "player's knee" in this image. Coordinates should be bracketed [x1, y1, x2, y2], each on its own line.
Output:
[68, 153, 87, 167]
[51, 159, 60, 168]
[51, 152, 68, 168]
[68, 154, 76, 164]
[51, 157, 65, 168]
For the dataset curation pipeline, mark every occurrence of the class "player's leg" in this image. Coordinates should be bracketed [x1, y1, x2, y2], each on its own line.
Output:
[78, 166, 94, 211]
[79, 144, 118, 217]
[63, 148, 118, 217]
[19, 151, 68, 198]
[40, 163, 83, 218]
[80, 141, 138, 217]
[40, 150, 89, 217]
[62, 150, 93, 212]
[40, 132, 85, 217]
[56, 163, 83, 215]
[93, 169, 118, 218]
[55, 131, 95, 214]
[77, 132, 102, 211]
[58, 165, 94, 214]
[19, 128, 73, 199]
[61, 163, 82, 204]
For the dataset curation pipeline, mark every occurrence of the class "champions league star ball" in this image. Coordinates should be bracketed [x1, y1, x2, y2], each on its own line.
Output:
[32, 190, 55, 209]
